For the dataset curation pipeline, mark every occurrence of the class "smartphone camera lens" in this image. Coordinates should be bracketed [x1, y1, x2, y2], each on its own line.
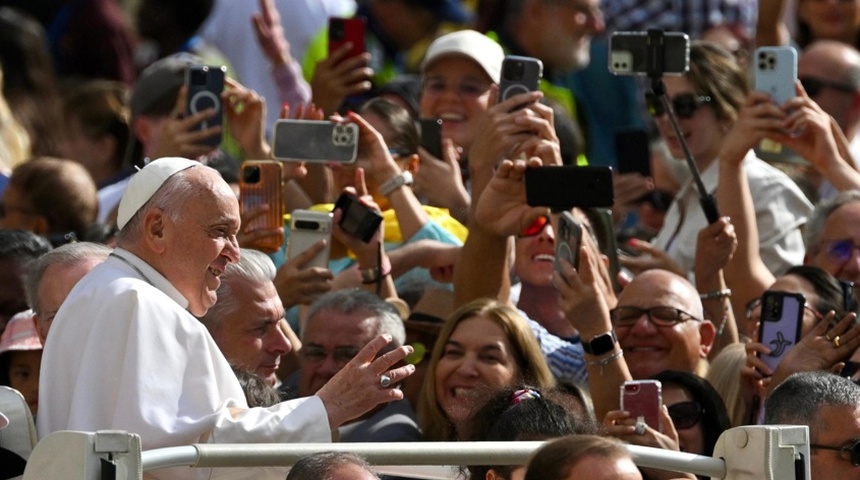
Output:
[331, 21, 344, 41]
[504, 60, 525, 81]
[242, 166, 261, 184]
[295, 220, 321, 230]
[190, 68, 208, 86]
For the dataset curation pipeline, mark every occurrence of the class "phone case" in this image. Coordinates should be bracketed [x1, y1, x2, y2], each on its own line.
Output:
[288, 210, 333, 269]
[756, 291, 804, 371]
[499, 56, 543, 103]
[419, 118, 444, 159]
[615, 128, 651, 177]
[328, 17, 366, 60]
[525, 165, 614, 209]
[586, 208, 623, 293]
[185, 64, 226, 147]
[609, 32, 690, 76]
[239, 161, 285, 253]
[334, 193, 383, 243]
[555, 211, 582, 273]
[272, 119, 359, 163]
[754, 46, 797, 105]
[621, 380, 662, 431]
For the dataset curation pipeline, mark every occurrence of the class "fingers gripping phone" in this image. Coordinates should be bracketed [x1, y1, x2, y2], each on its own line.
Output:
[272, 119, 359, 163]
[240, 160, 285, 253]
[499, 55, 543, 104]
[334, 192, 384, 243]
[328, 17, 366, 60]
[555, 212, 582, 274]
[288, 210, 333, 269]
[757, 291, 804, 372]
[185, 64, 226, 147]
[621, 380, 663, 431]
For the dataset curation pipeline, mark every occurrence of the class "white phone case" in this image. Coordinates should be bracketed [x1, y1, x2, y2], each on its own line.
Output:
[287, 210, 332, 269]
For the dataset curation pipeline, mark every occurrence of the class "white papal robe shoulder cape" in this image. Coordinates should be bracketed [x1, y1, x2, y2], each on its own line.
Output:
[38, 249, 331, 479]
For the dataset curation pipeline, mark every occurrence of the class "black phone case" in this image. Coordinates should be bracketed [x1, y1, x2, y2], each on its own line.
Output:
[499, 56, 543, 103]
[185, 65, 226, 148]
[419, 118, 444, 159]
[615, 128, 651, 177]
[334, 193, 383, 243]
[525, 166, 614, 209]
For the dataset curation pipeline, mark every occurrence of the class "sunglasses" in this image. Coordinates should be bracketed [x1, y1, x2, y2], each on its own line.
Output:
[519, 215, 550, 237]
[799, 76, 857, 97]
[810, 438, 860, 466]
[821, 239, 860, 264]
[667, 401, 703, 430]
[646, 93, 712, 119]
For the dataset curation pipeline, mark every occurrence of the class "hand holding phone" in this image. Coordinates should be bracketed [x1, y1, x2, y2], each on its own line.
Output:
[239, 161, 285, 253]
[288, 210, 333, 269]
[328, 17, 366, 61]
[333, 192, 383, 243]
[754, 46, 798, 106]
[555, 212, 583, 274]
[185, 64, 226, 147]
[498, 56, 543, 107]
[756, 291, 804, 371]
[621, 380, 662, 431]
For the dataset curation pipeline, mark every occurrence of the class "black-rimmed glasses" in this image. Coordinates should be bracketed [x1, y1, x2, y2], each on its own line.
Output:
[646, 93, 712, 119]
[610, 306, 701, 327]
[810, 438, 860, 466]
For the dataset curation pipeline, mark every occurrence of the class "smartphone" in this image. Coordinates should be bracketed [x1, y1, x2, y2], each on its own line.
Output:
[555, 211, 582, 273]
[328, 17, 366, 60]
[287, 210, 333, 269]
[621, 380, 663, 431]
[756, 291, 804, 372]
[499, 55, 543, 104]
[525, 165, 614, 209]
[334, 192, 384, 243]
[615, 128, 651, 177]
[272, 119, 359, 163]
[185, 64, 227, 147]
[239, 160, 285, 253]
[754, 46, 798, 105]
[584, 208, 624, 293]
[419, 118, 444, 159]
[609, 31, 689, 76]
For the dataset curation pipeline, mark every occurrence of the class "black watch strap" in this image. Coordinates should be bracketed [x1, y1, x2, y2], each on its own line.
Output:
[582, 330, 618, 356]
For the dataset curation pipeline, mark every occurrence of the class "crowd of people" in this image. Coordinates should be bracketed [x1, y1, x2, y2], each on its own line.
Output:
[2, 0, 860, 479]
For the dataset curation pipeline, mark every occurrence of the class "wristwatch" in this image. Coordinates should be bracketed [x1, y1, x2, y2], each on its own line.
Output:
[379, 171, 414, 197]
[582, 330, 618, 356]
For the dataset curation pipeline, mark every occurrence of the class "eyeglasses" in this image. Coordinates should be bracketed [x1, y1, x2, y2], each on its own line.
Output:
[799, 77, 857, 97]
[518, 215, 550, 237]
[300, 345, 360, 365]
[646, 92, 713, 119]
[810, 438, 860, 466]
[667, 401, 703, 430]
[609, 306, 701, 327]
[821, 239, 860, 264]
[743, 296, 824, 321]
[421, 76, 492, 99]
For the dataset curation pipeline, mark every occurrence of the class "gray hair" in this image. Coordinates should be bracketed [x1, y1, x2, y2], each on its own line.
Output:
[804, 190, 860, 253]
[304, 289, 406, 347]
[24, 242, 111, 315]
[764, 371, 860, 441]
[116, 165, 201, 245]
[286, 451, 379, 480]
[199, 248, 277, 332]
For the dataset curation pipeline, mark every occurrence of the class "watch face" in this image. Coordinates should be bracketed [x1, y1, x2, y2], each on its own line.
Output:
[586, 331, 617, 355]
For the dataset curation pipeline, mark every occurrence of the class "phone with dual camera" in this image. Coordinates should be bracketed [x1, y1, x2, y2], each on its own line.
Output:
[609, 31, 689, 76]
[185, 64, 226, 147]
[239, 160, 285, 253]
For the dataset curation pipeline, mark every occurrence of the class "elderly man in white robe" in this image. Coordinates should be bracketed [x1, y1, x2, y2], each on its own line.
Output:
[37, 157, 414, 480]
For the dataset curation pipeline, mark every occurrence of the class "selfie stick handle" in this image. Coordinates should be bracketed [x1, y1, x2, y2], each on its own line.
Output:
[646, 30, 721, 225]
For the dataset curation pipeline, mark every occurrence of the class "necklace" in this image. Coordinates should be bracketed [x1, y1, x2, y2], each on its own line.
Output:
[109, 252, 154, 286]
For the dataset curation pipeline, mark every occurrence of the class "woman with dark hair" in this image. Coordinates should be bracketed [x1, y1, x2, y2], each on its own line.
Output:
[464, 384, 596, 480]
[524, 435, 642, 480]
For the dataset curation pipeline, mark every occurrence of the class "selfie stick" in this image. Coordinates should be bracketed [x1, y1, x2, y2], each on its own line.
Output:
[645, 29, 720, 224]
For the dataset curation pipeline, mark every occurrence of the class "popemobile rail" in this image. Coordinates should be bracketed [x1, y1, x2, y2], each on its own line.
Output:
[21, 425, 811, 480]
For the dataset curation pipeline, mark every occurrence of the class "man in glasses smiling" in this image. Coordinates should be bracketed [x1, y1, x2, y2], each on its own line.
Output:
[805, 191, 860, 295]
[765, 371, 860, 480]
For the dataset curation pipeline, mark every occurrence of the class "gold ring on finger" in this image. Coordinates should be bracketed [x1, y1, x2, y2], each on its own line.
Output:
[833, 335, 841, 348]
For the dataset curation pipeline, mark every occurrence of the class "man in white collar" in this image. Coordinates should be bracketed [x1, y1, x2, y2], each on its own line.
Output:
[37, 157, 414, 479]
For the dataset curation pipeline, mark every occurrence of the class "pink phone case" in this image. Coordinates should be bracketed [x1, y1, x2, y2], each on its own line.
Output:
[621, 380, 662, 431]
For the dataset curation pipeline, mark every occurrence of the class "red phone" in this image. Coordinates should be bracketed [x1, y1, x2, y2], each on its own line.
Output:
[621, 380, 662, 431]
[328, 17, 366, 60]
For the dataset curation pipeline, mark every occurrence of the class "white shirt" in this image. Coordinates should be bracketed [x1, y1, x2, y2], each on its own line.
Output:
[38, 248, 331, 480]
[652, 152, 813, 278]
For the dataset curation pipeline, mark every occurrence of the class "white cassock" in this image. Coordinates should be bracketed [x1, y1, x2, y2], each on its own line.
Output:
[38, 248, 331, 479]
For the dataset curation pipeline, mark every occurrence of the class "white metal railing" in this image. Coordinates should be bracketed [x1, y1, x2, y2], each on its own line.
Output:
[22, 425, 812, 480]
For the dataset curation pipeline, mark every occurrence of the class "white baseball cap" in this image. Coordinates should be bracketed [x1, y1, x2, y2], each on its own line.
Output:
[116, 157, 199, 229]
[421, 30, 505, 84]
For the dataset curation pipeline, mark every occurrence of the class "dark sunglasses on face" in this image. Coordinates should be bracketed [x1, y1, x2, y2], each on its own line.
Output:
[519, 215, 551, 237]
[799, 76, 857, 97]
[667, 401, 703, 430]
[646, 92, 712, 119]
[822, 239, 860, 264]
[609, 306, 701, 327]
[810, 438, 860, 466]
